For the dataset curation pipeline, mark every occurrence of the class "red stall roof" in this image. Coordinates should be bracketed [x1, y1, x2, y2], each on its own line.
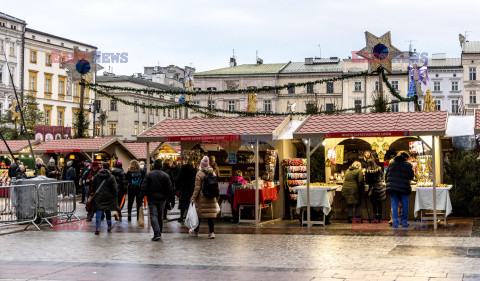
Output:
[0, 140, 40, 154]
[123, 142, 163, 160]
[475, 110, 480, 134]
[293, 111, 448, 139]
[33, 138, 134, 154]
[137, 116, 290, 142]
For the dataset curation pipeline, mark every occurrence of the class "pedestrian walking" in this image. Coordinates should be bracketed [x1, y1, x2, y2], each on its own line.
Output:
[385, 152, 415, 228]
[93, 162, 119, 235]
[176, 159, 197, 222]
[140, 159, 175, 241]
[126, 160, 143, 222]
[341, 161, 365, 223]
[47, 158, 61, 180]
[365, 159, 386, 221]
[162, 159, 174, 220]
[112, 161, 127, 221]
[85, 161, 101, 221]
[189, 156, 219, 239]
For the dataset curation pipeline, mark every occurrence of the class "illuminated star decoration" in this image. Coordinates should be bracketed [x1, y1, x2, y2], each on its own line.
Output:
[62, 47, 103, 82]
[357, 31, 401, 74]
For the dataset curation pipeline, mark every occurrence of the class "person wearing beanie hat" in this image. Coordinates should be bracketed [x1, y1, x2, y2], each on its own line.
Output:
[190, 155, 219, 239]
[140, 158, 175, 241]
[47, 158, 61, 180]
[65, 161, 75, 181]
[112, 161, 127, 221]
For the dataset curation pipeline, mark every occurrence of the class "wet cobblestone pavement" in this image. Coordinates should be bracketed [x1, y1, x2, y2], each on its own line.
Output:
[1, 206, 480, 280]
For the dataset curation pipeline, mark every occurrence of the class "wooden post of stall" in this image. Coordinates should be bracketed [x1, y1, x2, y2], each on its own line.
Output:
[432, 135, 437, 230]
[255, 139, 259, 227]
[306, 138, 311, 228]
[146, 142, 150, 173]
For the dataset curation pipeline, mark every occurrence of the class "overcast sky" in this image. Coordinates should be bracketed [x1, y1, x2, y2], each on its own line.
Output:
[3, 0, 479, 75]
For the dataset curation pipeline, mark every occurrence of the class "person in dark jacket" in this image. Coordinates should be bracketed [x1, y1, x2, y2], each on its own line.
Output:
[365, 159, 386, 221]
[360, 150, 374, 169]
[112, 161, 127, 221]
[126, 160, 144, 222]
[93, 162, 119, 235]
[176, 159, 197, 222]
[385, 152, 415, 228]
[85, 161, 101, 221]
[162, 159, 174, 220]
[79, 160, 92, 203]
[15, 165, 27, 179]
[341, 161, 365, 222]
[140, 159, 175, 241]
[64, 161, 75, 181]
[47, 158, 61, 180]
[8, 158, 21, 179]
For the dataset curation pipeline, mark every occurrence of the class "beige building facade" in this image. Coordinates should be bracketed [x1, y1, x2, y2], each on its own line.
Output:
[461, 41, 480, 115]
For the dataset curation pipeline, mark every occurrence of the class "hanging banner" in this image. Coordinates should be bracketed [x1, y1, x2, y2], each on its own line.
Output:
[324, 131, 409, 139]
[335, 145, 344, 165]
[35, 126, 72, 142]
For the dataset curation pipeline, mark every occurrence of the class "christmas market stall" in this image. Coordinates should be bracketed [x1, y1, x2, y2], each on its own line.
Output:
[137, 116, 292, 226]
[293, 111, 450, 229]
[33, 138, 138, 169]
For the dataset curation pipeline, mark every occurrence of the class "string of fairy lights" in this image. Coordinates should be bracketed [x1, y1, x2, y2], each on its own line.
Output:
[83, 68, 419, 116]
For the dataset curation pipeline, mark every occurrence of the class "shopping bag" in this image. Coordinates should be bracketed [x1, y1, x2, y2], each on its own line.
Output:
[138, 206, 145, 229]
[184, 203, 199, 230]
[216, 203, 220, 214]
[221, 201, 233, 217]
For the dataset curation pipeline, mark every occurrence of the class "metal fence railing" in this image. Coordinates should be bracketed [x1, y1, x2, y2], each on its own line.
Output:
[0, 180, 79, 230]
[36, 181, 79, 227]
[0, 184, 39, 230]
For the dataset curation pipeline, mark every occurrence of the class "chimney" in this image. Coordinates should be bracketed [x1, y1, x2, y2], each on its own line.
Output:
[305, 58, 314, 65]
[432, 53, 446, 60]
[256, 57, 263, 65]
[229, 57, 237, 67]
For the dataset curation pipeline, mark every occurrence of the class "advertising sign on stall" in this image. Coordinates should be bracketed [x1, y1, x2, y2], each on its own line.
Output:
[228, 153, 236, 164]
[35, 126, 72, 142]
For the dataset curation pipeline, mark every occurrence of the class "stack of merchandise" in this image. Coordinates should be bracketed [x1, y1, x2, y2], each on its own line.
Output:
[282, 158, 307, 200]
[264, 150, 277, 183]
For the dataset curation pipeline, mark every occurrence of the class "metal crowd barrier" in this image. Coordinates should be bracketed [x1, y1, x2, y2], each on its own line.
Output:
[0, 184, 39, 230]
[36, 181, 79, 227]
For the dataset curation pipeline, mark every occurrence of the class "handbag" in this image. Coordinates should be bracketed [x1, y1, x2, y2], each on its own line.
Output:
[86, 179, 106, 211]
[220, 201, 232, 217]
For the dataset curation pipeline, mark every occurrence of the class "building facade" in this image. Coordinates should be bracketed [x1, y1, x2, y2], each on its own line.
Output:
[461, 41, 480, 115]
[192, 62, 285, 117]
[95, 74, 182, 141]
[0, 12, 25, 115]
[420, 54, 463, 114]
[23, 28, 97, 135]
[277, 58, 343, 114]
[140, 65, 195, 88]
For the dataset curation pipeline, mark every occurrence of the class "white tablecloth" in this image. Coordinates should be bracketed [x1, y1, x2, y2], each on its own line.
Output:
[414, 187, 452, 218]
[293, 186, 338, 215]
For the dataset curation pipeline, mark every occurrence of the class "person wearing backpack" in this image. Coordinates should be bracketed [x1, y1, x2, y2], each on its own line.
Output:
[126, 160, 143, 222]
[112, 161, 127, 221]
[189, 156, 219, 239]
[140, 159, 175, 241]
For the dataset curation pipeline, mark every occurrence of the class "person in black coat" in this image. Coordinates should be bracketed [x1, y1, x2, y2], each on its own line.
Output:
[365, 159, 386, 221]
[8, 158, 21, 179]
[385, 152, 415, 228]
[15, 165, 27, 179]
[112, 161, 127, 221]
[176, 159, 197, 222]
[140, 159, 175, 241]
[93, 162, 119, 235]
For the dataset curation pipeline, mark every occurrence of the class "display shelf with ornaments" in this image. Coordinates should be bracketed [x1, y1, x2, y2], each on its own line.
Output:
[416, 155, 433, 183]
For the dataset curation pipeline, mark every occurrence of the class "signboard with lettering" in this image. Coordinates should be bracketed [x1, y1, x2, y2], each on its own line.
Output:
[324, 131, 409, 139]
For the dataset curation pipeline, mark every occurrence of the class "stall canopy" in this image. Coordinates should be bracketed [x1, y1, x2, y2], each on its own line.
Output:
[33, 137, 137, 163]
[293, 111, 448, 139]
[0, 140, 41, 154]
[137, 116, 291, 142]
[123, 142, 165, 160]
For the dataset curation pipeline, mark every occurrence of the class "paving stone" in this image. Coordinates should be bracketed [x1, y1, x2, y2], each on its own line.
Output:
[428, 278, 463, 281]
[413, 272, 447, 277]
[395, 277, 429, 281]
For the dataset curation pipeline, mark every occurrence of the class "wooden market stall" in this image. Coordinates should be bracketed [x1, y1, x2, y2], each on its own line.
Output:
[293, 111, 449, 229]
[137, 116, 291, 226]
[33, 138, 138, 169]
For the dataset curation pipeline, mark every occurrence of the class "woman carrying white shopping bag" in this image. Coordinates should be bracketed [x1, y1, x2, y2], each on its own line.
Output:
[189, 156, 220, 239]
